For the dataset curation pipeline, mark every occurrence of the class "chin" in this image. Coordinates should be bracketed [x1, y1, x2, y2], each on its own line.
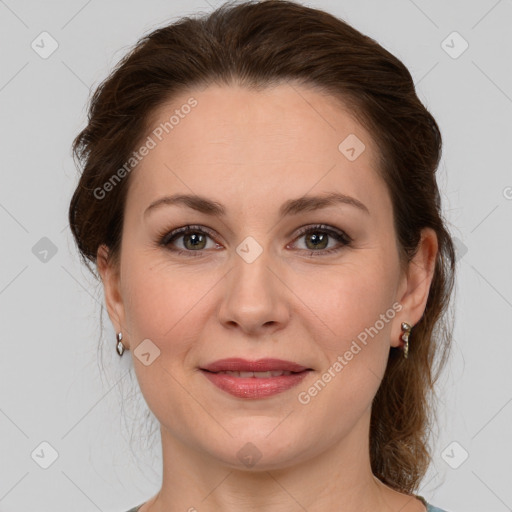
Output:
[200, 429, 311, 471]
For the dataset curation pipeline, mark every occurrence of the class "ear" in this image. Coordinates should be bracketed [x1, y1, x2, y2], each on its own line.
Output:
[391, 227, 438, 348]
[96, 244, 128, 348]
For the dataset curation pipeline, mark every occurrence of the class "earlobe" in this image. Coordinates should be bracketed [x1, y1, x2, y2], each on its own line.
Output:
[392, 228, 438, 347]
[96, 244, 125, 336]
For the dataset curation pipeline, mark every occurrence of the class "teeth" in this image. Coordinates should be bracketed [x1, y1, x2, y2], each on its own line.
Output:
[216, 370, 293, 377]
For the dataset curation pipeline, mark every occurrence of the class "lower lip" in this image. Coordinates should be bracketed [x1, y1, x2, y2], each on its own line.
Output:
[200, 370, 311, 399]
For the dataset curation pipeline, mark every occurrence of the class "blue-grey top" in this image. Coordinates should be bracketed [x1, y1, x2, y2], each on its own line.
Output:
[427, 505, 450, 512]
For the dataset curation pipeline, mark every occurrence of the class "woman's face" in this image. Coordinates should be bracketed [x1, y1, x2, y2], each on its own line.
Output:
[98, 82, 436, 470]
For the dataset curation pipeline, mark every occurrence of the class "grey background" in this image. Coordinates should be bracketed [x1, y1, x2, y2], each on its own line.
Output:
[1, 0, 511, 511]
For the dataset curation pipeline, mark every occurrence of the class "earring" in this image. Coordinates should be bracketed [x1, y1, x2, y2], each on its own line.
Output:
[116, 332, 125, 356]
[401, 322, 412, 359]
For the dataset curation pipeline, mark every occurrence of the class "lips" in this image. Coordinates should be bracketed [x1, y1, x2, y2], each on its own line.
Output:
[200, 358, 312, 373]
[200, 359, 313, 399]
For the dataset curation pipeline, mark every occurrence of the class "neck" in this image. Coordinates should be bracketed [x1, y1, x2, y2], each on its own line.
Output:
[143, 407, 414, 512]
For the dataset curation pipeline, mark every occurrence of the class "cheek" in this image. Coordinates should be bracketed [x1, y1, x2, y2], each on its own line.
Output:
[296, 258, 397, 348]
[296, 267, 396, 421]
[122, 255, 213, 341]
[121, 260, 208, 429]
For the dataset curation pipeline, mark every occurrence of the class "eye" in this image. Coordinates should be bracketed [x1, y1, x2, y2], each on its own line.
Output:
[290, 224, 352, 257]
[157, 223, 352, 257]
[158, 224, 219, 256]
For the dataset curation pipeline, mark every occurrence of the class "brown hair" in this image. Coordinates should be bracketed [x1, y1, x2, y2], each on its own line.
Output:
[68, 0, 456, 494]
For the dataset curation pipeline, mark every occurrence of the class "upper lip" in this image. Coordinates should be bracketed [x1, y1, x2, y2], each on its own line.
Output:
[200, 358, 312, 373]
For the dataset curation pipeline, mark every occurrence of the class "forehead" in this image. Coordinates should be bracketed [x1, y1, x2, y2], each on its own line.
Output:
[126, 82, 387, 217]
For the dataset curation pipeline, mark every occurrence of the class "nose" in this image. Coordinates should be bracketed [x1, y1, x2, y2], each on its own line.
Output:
[217, 245, 291, 336]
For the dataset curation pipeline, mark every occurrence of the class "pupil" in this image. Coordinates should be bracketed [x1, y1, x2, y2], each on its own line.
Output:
[186, 233, 205, 249]
[307, 233, 327, 250]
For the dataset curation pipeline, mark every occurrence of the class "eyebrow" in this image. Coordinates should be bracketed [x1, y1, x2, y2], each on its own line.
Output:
[143, 191, 370, 218]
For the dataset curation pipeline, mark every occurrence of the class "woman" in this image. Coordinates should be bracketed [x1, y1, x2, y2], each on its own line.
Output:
[68, 1, 456, 511]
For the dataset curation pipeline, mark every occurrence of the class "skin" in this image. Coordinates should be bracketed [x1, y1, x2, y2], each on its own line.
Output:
[97, 82, 438, 512]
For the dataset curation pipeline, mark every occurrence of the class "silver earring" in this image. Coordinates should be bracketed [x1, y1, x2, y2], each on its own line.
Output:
[401, 322, 412, 359]
[116, 332, 125, 356]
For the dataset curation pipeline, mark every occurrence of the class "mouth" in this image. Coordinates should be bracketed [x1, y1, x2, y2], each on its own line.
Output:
[200, 357, 313, 374]
[198, 359, 313, 399]
[200, 361, 313, 400]
[201, 369, 307, 378]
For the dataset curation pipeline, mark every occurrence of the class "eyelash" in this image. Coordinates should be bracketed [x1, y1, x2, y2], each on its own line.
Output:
[157, 223, 352, 258]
